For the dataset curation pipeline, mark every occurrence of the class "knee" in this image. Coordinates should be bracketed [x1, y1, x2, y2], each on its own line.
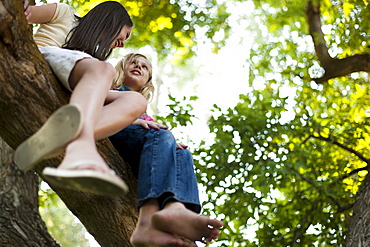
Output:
[93, 62, 116, 90]
[154, 129, 176, 144]
[177, 148, 194, 162]
[70, 59, 116, 89]
[83, 61, 115, 84]
[135, 92, 147, 111]
[95, 62, 115, 80]
[128, 91, 147, 116]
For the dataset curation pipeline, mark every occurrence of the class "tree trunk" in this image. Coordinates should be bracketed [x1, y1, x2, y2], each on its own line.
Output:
[344, 171, 370, 247]
[0, 137, 60, 247]
[0, 0, 138, 246]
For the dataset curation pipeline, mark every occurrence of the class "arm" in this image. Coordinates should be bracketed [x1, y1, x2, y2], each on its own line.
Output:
[131, 119, 188, 149]
[132, 119, 168, 130]
[23, 0, 57, 24]
[176, 142, 188, 150]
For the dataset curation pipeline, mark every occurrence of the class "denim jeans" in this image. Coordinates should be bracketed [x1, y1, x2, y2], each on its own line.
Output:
[109, 125, 201, 213]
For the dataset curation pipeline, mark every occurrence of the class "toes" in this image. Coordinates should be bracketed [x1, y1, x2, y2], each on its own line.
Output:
[208, 218, 224, 229]
[203, 227, 221, 243]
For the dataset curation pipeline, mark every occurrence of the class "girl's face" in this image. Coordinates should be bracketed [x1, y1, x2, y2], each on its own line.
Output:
[110, 25, 132, 49]
[123, 56, 151, 91]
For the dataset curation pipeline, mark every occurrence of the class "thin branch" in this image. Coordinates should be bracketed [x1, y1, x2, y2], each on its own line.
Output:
[337, 203, 354, 213]
[286, 199, 320, 246]
[337, 167, 368, 182]
[299, 133, 366, 214]
[289, 166, 343, 209]
[302, 134, 312, 145]
[311, 134, 370, 165]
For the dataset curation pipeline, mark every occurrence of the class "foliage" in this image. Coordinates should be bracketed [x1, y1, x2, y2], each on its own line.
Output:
[190, 0, 370, 246]
[247, 0, 370, 83]
[195, 81, 370, 246]
[155, 95, 198, 129]
[39, 184, 90, 247]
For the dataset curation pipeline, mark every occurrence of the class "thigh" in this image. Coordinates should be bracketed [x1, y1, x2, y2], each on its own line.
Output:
[69, 58, 114, 90]
[105, 90, 143, 104]
[40, 46, 93, 92]
[109, 125, 148, 159]
[109, 125, 150, 176]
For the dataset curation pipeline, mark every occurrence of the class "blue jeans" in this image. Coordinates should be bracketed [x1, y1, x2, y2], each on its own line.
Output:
[109, 125, 201, 213]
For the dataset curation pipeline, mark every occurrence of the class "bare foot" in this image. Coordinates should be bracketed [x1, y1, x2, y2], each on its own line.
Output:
[152, 202, 223, 243]
[131, 216, 194, 247]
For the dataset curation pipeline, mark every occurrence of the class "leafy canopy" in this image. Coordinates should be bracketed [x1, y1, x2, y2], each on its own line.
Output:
[192, 0, 370, 246]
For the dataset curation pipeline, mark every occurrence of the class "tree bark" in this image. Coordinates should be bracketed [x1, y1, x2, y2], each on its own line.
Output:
[0, 0, 138, 246]
[0, 137, 60, 247]
[344, 172, 370, 247]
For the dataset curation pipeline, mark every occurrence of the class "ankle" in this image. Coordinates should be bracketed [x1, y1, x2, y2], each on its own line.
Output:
[163, 201, 185, 210]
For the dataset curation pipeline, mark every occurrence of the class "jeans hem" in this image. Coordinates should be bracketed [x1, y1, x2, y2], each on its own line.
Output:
[137, 191, 201, 213]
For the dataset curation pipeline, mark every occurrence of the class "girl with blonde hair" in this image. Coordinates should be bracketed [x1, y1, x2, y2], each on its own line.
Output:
[113, 53, 154, 101]
[110, 53, 224, 246]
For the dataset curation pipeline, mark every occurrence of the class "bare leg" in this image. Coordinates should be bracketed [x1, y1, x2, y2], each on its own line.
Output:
[94, 90, 146, 140]
[131, 199, 194, 247]
[53, 59, 112, 173]
[40, 59, 147, 195]
[152, 202, 224, 243]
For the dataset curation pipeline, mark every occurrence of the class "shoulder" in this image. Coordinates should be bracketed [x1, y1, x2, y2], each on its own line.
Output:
[51, 3, 75, 22]
[55, 3, 74, 13]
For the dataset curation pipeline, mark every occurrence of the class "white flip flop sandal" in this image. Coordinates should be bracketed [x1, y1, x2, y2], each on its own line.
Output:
[42, 160, 128, 196]
[15, 104, 83, 171]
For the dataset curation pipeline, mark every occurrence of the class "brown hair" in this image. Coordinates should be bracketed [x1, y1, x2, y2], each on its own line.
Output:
[63, 1, 133, 61]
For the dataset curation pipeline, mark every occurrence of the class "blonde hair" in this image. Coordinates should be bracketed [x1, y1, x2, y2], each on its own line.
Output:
[113, 53, 154, 101]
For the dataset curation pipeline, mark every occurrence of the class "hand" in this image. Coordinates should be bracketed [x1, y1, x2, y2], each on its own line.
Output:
[23, 0, 32, 20]
[176, 142, 188, 149]
[132, 119, 169, 130]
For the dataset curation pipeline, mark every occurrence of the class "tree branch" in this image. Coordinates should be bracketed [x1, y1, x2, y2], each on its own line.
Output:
[290, 199, 319, 247]
[338, 167, 368, 182]
[305, 0, 370, 84]
[306, 1, 332, 65]
[288, 166, 343, 209]
[311, 134, 370, 166]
